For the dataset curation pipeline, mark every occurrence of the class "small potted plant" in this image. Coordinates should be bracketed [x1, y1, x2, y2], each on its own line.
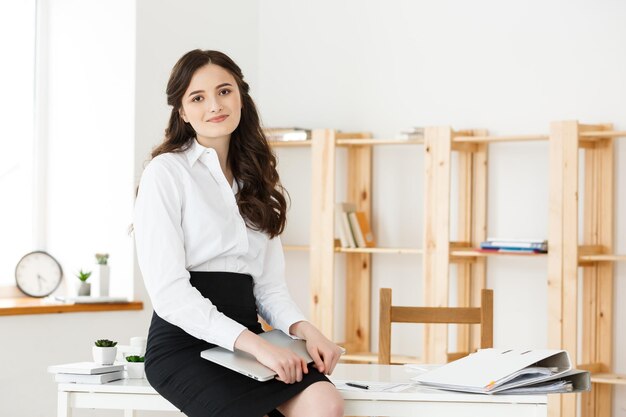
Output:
[94, 253, 110, 296]
[76, 270, 92, 296]
[93, 339, 117, 365]
[125, 355, 145, 379]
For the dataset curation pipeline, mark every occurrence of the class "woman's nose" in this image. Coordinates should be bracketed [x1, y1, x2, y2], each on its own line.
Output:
[207, 96, 222, 113]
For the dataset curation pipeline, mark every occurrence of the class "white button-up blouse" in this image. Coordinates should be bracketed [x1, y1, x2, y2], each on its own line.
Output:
[133, 139, 307, 351]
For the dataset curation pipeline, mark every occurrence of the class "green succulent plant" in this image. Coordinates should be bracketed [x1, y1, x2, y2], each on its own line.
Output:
[95, 253, 109, 265]
[125, 355, 145, 363]
[94, 339, 117, 347]
[76, 269, 92, 282]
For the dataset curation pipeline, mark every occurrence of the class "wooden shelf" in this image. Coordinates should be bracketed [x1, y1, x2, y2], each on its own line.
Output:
[590, 373, 626, 385]
[340, 351, 422, 365]
[284, 245, 424, 255]
[579, 130, 626, 139]
[336, 247, 422, 255]
[579, 254, 626, 262]
[269, 141, 312, 147]
[0, 297, 143, 316]
[450, 249, 548, 257]
[336, 138, 423, 146]
[453, 134, 548, 143]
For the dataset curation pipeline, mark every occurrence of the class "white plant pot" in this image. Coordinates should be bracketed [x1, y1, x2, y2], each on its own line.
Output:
[93, 265, 110, 297]
[92, 346, 117, 365]
[125, 362, 145, 379]
[77, 282, 91, 296]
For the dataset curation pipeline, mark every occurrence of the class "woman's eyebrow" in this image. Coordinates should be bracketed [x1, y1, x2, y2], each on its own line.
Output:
[188, 83, 232, 97]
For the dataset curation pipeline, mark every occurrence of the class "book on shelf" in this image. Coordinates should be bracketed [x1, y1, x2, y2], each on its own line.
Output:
[348, 211, 376, 248]
[396, 126, 424, 140]
[263, 127, 311, 142]
[480, 238, 547, 252]
[48, 362, 125, 375]
[54, 370, 124, 384]
[335, 203, 357, 248]
[412, 348, 590, 395]
[335, 203, 376, 249]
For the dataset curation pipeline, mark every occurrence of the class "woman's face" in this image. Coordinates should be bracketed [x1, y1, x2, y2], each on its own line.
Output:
[179, 64, 242, 145]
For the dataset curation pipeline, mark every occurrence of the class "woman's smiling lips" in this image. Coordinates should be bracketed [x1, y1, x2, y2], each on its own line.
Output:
[207, 115, 228, 123]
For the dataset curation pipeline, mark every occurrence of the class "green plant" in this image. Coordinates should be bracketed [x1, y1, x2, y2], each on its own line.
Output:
[125, 355, 145, 363]
[94, 339, 117, 347]
[95, 253, 109, 265]
[76, 269, 92, 282]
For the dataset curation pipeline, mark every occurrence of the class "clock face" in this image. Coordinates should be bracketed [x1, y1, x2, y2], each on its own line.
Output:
[15, 251, 63, 298]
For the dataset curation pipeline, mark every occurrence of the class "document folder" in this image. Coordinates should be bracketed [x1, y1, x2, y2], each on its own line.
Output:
[412, 348, 590, 394]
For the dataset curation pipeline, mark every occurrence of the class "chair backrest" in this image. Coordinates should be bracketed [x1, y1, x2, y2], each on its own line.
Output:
[378, 287, 493, 364]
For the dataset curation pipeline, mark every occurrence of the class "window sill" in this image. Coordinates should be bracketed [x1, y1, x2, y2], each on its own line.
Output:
[0, 297, 143, 316]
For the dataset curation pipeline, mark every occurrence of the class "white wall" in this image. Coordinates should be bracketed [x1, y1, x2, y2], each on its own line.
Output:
[0, 1, 143, 416]
[3, 1, 625, 416]
[258, 0, 626, 414]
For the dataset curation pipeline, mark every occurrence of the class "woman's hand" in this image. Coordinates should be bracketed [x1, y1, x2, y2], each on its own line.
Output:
[290, 321, 343, 375]
[234, 330, 308, 384]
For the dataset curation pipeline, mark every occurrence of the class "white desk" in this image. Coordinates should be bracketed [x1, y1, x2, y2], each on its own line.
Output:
[57, 364, 547, 417]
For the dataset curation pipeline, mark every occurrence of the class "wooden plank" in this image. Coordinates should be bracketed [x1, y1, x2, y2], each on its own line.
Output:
[546, 121, 573, 417]
[423, 126, 452, 364]
[336, 139, 423, 146]
[453, 134, 548, 143]
[581, 138, 599, 417]
[596, 135, 614, 417]
[378, 288, 392, 364]
[480, 289, 494, 349]
[470, 139, 488, 352]
[309, 129, 336, 339]
[391, 306, 482, 323]
[591, 374, 626, 385]
[456, 144, 473, 354]
[346, 133, 373, 354]
[561, 122, 580, 417]
[0, 299, 143, 316]
[337, 247, 422, 255]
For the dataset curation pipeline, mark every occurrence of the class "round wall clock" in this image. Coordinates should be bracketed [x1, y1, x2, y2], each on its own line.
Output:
[15, 251, 63, 298]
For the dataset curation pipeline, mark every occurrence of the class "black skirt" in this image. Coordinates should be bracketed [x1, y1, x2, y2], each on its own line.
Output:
[144, 271, 330, 417]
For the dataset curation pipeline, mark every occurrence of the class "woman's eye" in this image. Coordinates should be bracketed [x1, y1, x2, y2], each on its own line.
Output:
[192, 96, 203, 102]
[219, 89, 231, 96]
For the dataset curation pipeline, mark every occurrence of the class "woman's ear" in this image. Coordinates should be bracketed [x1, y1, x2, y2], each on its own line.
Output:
[179, 108, 188, 123]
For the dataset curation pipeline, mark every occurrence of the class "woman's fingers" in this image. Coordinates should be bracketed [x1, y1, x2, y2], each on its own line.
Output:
[309, 347, 325, 374]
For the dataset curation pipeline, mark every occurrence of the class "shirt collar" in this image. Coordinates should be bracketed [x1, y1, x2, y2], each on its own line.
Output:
[184, 139, 208, 166]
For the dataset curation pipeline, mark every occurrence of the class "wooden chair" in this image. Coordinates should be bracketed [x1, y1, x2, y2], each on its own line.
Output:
[378, 287, 494, 364]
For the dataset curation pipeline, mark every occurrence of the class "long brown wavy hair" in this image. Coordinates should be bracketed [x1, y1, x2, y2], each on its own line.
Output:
[151, 49, 288, 238]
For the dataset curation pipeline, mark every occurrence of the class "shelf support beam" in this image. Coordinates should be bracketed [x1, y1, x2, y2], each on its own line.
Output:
[548, 120, 580, 417]
[456, 130, 488, 355]
[423, 126, 453, 364]
[581, 124, 614, 417]
[309, 129, 336, 339]
[345, 134, 373, 353]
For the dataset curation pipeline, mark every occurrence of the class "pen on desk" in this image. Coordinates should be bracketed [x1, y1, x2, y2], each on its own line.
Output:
[346, 382, 369, 390]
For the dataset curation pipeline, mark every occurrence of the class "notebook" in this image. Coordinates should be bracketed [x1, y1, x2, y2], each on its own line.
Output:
[200, 330, 314, 382]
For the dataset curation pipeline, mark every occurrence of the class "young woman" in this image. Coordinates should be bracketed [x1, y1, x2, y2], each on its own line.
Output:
[133, 49, 344, 417]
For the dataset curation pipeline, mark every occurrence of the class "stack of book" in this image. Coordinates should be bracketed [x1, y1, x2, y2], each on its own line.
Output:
[48, 362, 125, 384]
[396, 127, 424, 140]
[335, 202, 375, 249]
[479, 238, 548, 254]
[263, 127, 311, 142]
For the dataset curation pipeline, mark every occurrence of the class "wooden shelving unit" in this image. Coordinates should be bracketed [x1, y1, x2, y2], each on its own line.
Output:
[274, 122, 624, 417]
[422, 121, 624, 417]
[306, 129, 425, 357]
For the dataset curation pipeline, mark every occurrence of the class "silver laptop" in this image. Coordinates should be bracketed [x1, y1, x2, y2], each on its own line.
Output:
[200, 330, 314, 382]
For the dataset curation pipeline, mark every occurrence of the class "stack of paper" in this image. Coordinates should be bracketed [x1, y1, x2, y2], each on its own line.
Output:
[412, 349, 590, 395]
[48, 362, 125, 384]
